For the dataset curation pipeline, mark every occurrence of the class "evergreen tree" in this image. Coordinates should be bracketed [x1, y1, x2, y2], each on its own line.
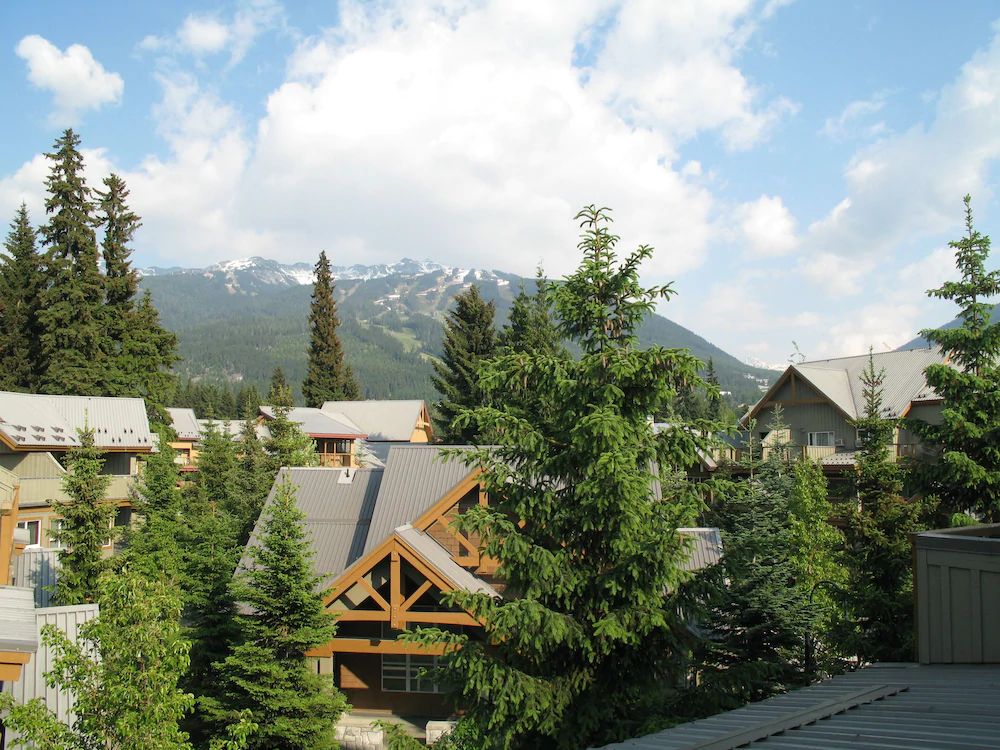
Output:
[38, 129, 105, 396]
[123, 432, 184, 582]
[497, 268, 565, 358]
[0, 569, 196, 750]
[412, 207, 720, 748]
[232, 415, 274, 544]
[120, 289, 180, 423]
[694, 412, 814, 709]
[705, 358, 722, 420]
[268, 366, 294, 408]
[194, 421, 240, 515]
[235, 385, 263, 420]
[50, 427, 115, 605]
[97, 173, 141, 393]
[263, 405, 318, 472]
[839, 353, 924, 663]
[0, 203, 46, 392]
[908, 195, 1000, 523]
[302, 251, 360, 406]
[431, 284, 496, 444]
[211, 477, 348, 750]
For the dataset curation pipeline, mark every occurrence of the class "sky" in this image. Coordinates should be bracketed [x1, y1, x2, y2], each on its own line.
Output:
[3, 0, 1000, 365]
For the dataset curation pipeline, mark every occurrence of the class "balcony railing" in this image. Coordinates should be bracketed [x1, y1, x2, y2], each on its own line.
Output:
[318, 452, 354, 468]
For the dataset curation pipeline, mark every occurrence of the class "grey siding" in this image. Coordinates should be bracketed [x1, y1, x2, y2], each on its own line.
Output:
[752, 402, 853, 448]
[11, 549, 59, 608]
[915, 524, 1000, 664]
[2, 602, 100, 746]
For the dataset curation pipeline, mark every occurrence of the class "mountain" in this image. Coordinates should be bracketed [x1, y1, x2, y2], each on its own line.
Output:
[138, 257, 775, 405]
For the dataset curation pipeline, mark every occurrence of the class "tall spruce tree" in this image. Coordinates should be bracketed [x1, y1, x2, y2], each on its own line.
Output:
[0, 203, 46, 392]
[97, 173, 141, 393]
[210, 477, 348, 750]
[232, 415, 274, 544]
[50, 427, 115, 605]
[908, 195, 1000, 523]
[705, 358, 722, 420]
[38, 129, 106, 396]
[121, 289, 180, 423]
[839, 353, 924, 663]
[263, 404, 318, 473]
[431, 284, 496, 444]
[302, 251, 360, 406]
[497, 269, 565, 358]
[411, 207, 720, 748]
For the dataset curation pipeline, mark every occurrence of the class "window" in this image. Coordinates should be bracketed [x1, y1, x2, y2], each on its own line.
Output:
[17, 520, 40, 546]
[50, 518, 65, 549]
[808, 431, 835, 447]
[381, 654, 441, 693]
[334, 439, 351, 455]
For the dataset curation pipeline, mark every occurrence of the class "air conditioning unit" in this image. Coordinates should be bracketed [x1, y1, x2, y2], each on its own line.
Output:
[834, 438, 845, 447]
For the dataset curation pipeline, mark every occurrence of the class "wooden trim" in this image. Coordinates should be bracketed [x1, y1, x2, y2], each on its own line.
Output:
[308, 639, 451, 657]
[357, 577, 390, 612]
[412, 470, 483, 534]
[329, 610, 390, 622]
[403, 611, 479, 626]
[390, 550, 403, 629]
[401, 580, 433, 612]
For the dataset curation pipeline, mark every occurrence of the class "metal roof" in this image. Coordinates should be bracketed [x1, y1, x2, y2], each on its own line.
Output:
[396, 524, 500, 597]
[259, 467, 382, 591]
[197, 418, 271, 441]
[0, 586, 38, 653]
[0, 392, 155, 450]
[363, 445, 477, 556]
[166, 408, 201, 439]
[322, 400, 428, 442]
[259, 406, 366, 438]
[792, 346, 949, 420]
[677, 528, 723, 572]
[597, 663, 1000, 749]
[11, 548, 60, 608]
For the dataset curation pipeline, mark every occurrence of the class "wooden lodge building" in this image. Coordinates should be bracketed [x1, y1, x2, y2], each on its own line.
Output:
[250, 445, 722, 719]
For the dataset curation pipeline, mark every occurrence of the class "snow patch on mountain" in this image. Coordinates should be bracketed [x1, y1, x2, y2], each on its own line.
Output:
[743, 356, 788, 372]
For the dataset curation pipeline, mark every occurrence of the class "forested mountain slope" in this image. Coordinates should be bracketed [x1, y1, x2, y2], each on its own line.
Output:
[139, 258, 774, 404]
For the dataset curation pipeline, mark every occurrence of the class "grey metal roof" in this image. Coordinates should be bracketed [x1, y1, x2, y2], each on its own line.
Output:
[322, 400, 428, 442]
[363, 445, 478, 556]
[791, 346, 949, 420]
[257, 467, 382, 591]
[0, 586, 38, 653]
[396, 525, 499, 597]
[598, 663, 1000, 749]
[166, 408, 201, 439]
[677, 528, 722, 572]
[259, 406, 365, 438]
[0, 391, 155, 450]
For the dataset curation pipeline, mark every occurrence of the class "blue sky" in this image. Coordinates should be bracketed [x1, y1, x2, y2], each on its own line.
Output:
[3, 1, 1000, 365]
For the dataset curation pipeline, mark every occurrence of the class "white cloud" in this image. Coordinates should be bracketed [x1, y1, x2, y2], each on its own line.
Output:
[139, 0, 284, 66]
[15, 35, 123, 126]
[819, 92, 888, 141]
[734, 194, 798, 257]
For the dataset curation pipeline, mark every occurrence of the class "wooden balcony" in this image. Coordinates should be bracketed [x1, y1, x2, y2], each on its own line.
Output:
[319, 452, 355, 468]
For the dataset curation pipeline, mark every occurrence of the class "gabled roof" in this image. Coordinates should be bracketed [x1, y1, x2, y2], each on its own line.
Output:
[165, 408, 200, 440]
[263, 467, 381, 590]
[0, 392, 155, 451]
[396, 525, 500, 598]
[259, 406, 366, 439]
[678, 528, 723, 572]
[363, 445, 477, 555]
[321, 400, 429, 442]
[746, 346, 949, 424]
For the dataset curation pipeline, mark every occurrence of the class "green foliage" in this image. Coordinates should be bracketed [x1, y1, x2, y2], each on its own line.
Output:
[210, 477, 348, 750]
[695, 411, 814, 709]
[121, 289, 181, 423]
[123, 433, 184, 582]
[50, 426, 115, 605]
[432, 284, 497, 443]
[0, 203, 46, 391]
[0, 568, 195, 750]
[232, 415, 275, 543]
[302, 251, 360, 406]
[38, 129, 105, 395]
[263, 404, 318, 472]
[412, 207, 719, 749]
[909, 195, 1000, 523]
[268, 365, 294, 407]
[838, 352, 925, 663]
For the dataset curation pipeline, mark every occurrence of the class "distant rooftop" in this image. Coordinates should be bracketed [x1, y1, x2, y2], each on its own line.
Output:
[0, 392, 155, 451]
